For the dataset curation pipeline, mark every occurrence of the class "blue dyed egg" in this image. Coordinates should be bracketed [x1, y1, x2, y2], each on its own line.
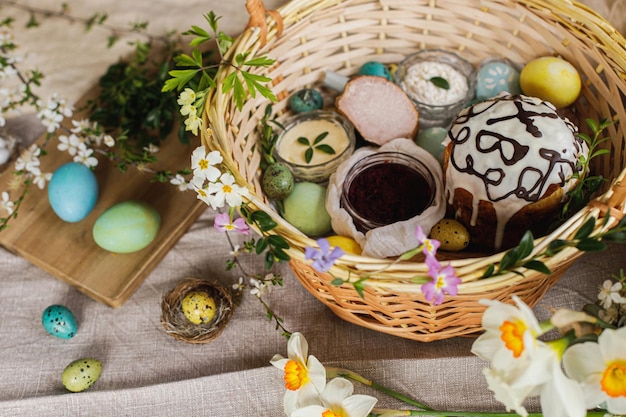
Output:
[92, 200, 160, 254]
[42, 305, 77, 339]
[415, 127, 448, 164]
[288, 89, 324, 113]
[475, 60, 521, 101]
[48, 162, 98, 223]
[358, 61, 393, 81]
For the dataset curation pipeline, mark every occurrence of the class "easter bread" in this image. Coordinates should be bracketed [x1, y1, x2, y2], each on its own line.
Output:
[442, 94, 589, 251]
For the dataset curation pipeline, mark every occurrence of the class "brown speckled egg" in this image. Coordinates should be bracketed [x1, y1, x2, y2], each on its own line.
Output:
[430, 219, 470, 251]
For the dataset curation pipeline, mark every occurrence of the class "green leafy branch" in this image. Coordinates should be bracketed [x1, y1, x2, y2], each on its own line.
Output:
[482, 216, 626, 278]
[239, 205, 290, 270]
[161, 11, 277, 116]
[257, 104, 285, 169]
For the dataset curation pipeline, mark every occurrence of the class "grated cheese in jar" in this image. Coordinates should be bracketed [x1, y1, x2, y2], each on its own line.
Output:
[401, 61, 469, 106]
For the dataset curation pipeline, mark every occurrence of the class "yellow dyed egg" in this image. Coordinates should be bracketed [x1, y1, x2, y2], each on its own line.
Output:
[519, 56, 581, 108]
[429, 219, 470, 252]
[181, 291, 216, 325]
[326, 235, 362, 255]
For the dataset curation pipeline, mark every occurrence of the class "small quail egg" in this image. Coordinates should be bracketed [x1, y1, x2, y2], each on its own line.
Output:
[358, 61, 393, 81]
[430, 219, 470, 251]
[262, 162, 295, 200]
[289, 89, 324, 113]
[42, 305, 78, 339]
[182, 291, 217, 325]
[62, 358, 102, 392]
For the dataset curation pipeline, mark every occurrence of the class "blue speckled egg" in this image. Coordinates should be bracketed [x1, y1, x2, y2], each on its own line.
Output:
[415, 127, 448, 164]
[288, 89, 324, 113]
[42, 305, 77, 339]
[358, 61, 393, 81]
[92, 200, 160, 254]
[48, 162, 99, 223]
[475, 60, 521, 101]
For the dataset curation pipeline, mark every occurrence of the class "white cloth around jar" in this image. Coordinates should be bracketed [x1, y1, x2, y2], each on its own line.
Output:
[326, 138, 446, 258]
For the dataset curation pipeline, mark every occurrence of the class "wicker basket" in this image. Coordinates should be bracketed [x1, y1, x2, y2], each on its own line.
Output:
[202, 0, 626, 341]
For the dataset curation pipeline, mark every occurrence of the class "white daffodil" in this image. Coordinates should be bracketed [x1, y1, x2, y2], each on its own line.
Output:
[191, 146, 222, 182]
[291, 377, 377, 417]
[271, 332, 327, 416]
[206, 172, 248, 209]
[471, 296, 585, 417]
[563, 326, 626, 414]
[598, 280, 626, 309]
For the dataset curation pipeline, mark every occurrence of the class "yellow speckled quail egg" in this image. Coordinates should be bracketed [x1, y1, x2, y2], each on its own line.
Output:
[62, 358, 102, 393]
[429, 219, 470, 251]
[181, 291, 217, 325]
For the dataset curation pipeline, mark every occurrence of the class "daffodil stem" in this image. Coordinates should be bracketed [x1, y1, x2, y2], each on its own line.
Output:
[370, 410, 608, 417]
[326, 367, 432, 410]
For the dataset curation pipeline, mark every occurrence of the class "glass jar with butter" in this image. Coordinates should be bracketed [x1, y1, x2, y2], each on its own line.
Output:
[274, 110, 356, 183]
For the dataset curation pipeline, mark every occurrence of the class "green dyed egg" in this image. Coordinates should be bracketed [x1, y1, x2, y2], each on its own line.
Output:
[282, 182, 332, 237]
[430, 218, 470, 251]
[92, 200, 160, 253]
[62, 358, 102, 392]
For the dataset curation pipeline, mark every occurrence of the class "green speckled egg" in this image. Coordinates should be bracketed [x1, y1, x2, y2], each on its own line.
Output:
[430, 219, 470, 251]
[288, 89, 324, 113]
[181, 291, 216, 325]
[262, 163, 294, 200]
[62, 358, 102, 392]
[92, 200, 160, 254]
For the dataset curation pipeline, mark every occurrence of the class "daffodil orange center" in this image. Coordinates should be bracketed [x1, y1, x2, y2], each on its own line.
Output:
[601, 361, 626, 398]
[500, 320, 527, 358]
[284, 359, 309, 391]
[322, 410, 342, 417]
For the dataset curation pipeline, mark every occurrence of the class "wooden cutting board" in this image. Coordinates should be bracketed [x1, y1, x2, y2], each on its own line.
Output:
[0, 89, 207, 308]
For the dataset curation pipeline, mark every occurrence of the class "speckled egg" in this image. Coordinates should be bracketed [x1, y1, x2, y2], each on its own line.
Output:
[92, 200, 160, 253]
[475, 60, 521, 101]
[181, 291, 217, 325]
[48, 162, 99, 223]
[62, 358, 102, 392]
[415, 127, 447, 164]
[519, 56, 581, 108]
[288, 89, 324, 113]
[358, 61, 393, 81]
[262, 163, 294, 200]
[42, 305, 77, 339]
[429, 219, 470, 251]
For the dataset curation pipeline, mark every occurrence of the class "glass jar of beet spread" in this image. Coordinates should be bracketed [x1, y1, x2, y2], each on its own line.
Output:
[340, 152, 436, 233]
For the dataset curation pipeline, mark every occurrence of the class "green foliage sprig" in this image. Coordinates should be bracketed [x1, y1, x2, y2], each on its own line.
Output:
[239, 205, 290, 270]
[297, 132, 335, 164]
[161, 12, 277, 116]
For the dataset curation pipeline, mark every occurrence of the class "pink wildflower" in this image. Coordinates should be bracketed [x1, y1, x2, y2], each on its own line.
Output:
[415, 225, 440, 258]
[214, 212, 250, 235]
[422, 256, 461, 305]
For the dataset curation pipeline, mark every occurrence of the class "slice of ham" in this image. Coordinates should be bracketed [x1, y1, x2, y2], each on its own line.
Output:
[336, 75, 419, 145]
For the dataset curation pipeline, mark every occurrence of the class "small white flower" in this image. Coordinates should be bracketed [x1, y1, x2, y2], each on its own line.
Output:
[231, 277, 244, 292]
[177, 88, 196, 106]
[184, 112, 202, 136]
[70, 118, 94, 134]
[57, 134, 82, 156]
[143, 143, 160, 154]
[0, 191, 14, 216]
[32, 171, 52, 190]
[598, 280, 626, 309]
[205, 172, 249, 209]
[249, 278, 271, 297]
[191, 146, 222, 182]
[103, 134, 115, 147]
[15, 144, 41, 176]
[229, 244, 241, 258]
[37, 108, 63, 133]
[169, 174, 193, 192]
[73, 145, 98, 168]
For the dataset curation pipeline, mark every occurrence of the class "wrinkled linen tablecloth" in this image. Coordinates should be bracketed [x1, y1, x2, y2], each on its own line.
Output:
[1, 0, 625, 416]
